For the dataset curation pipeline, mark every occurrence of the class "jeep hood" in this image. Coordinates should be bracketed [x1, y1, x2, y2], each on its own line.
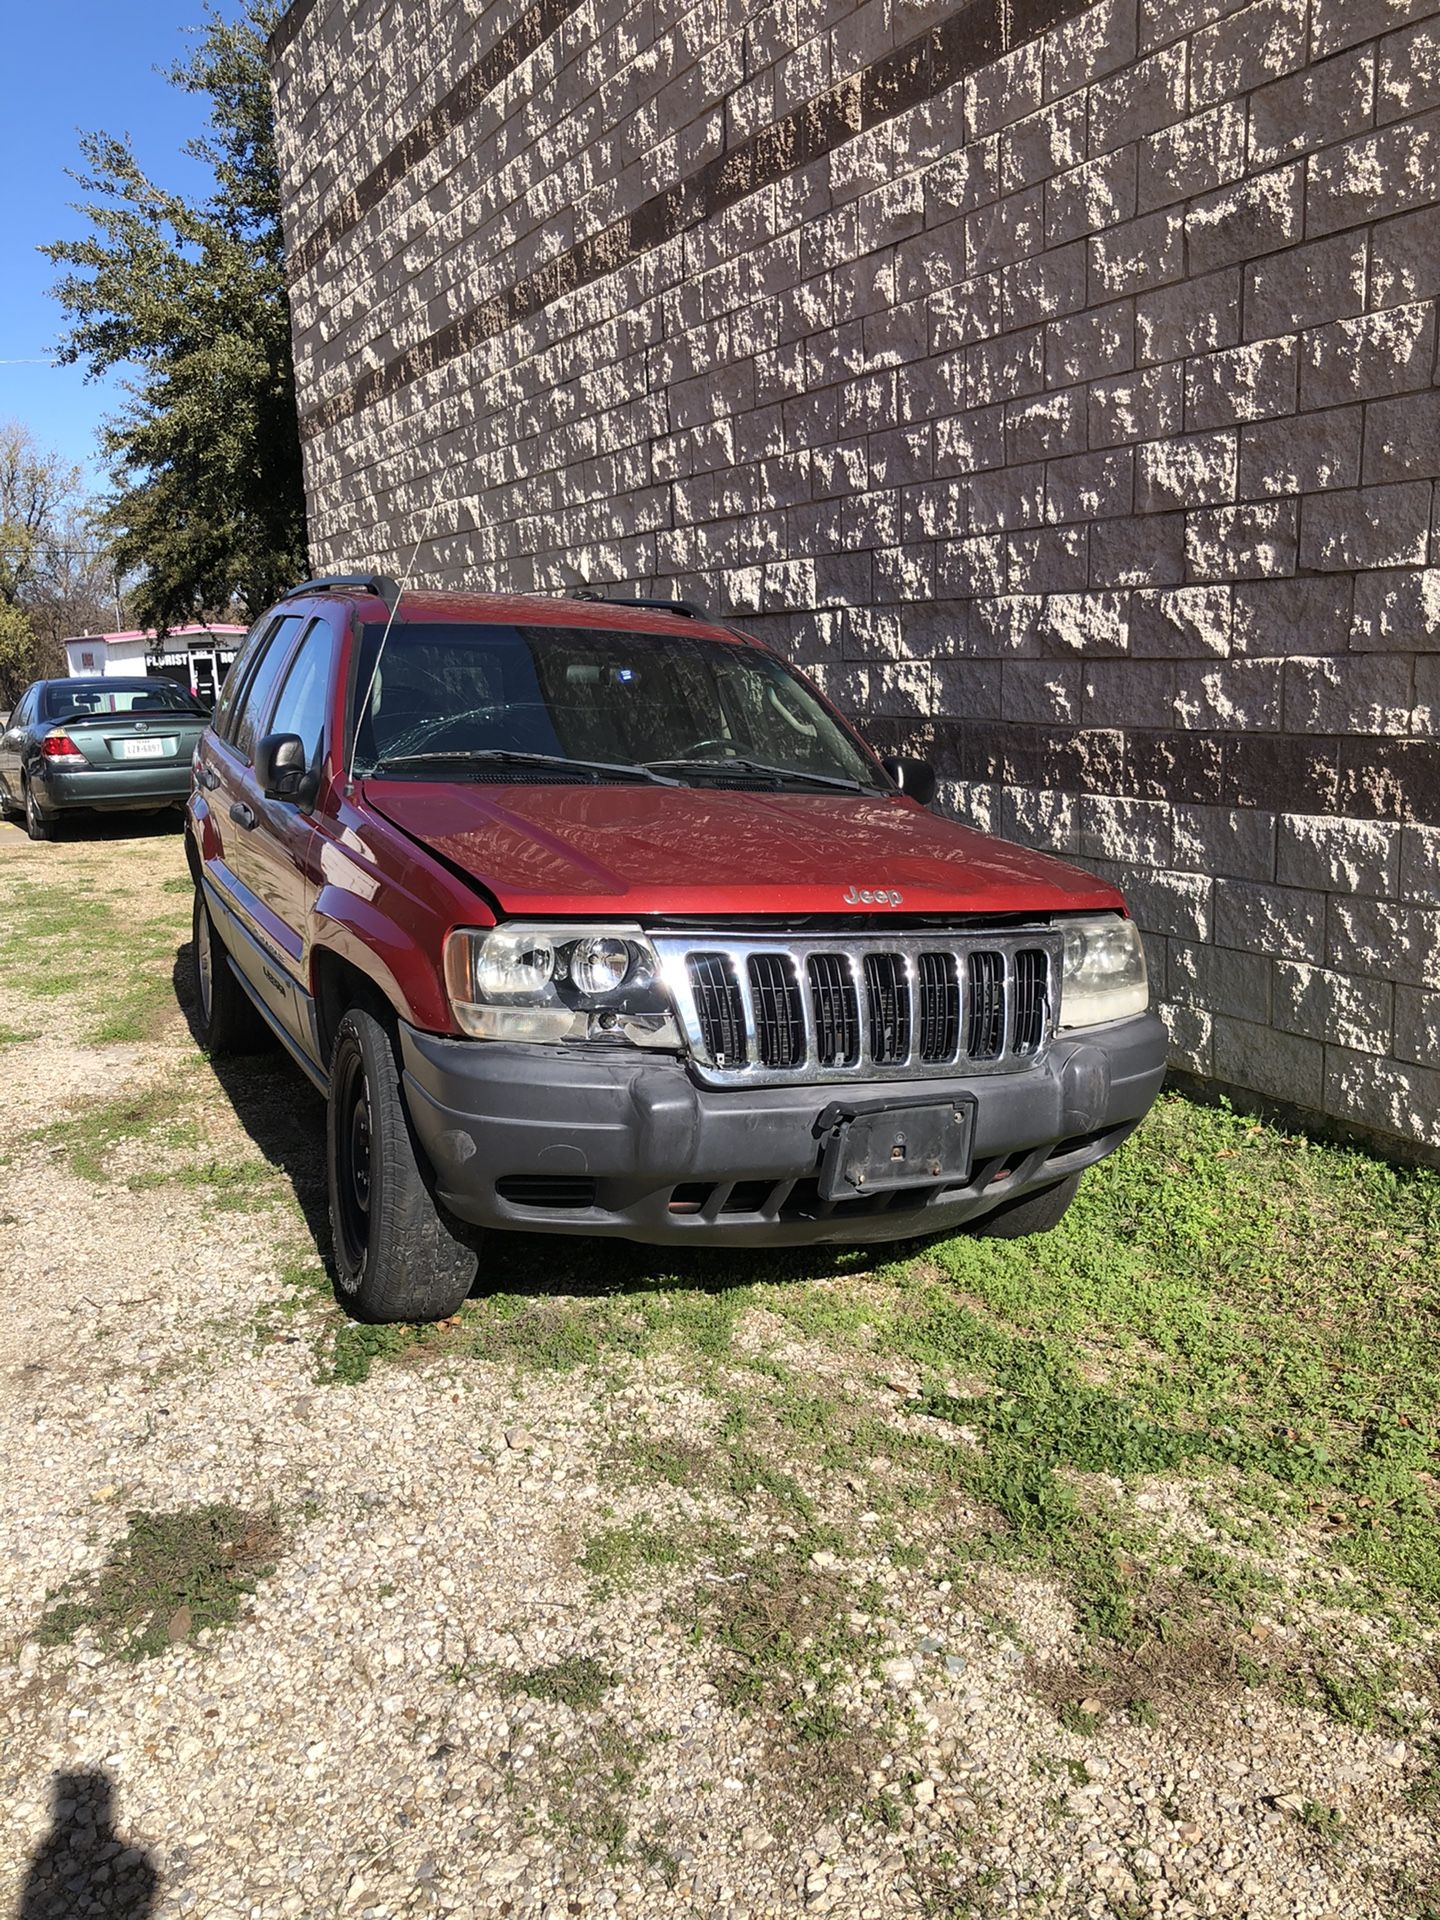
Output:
[363, 780, 1125, 920]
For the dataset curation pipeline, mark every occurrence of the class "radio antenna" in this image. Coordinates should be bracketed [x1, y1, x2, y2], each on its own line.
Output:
[347, 530, 426, 788]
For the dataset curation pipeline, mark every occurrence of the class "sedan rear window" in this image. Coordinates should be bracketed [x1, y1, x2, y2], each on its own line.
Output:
[43, 681, 206, 721]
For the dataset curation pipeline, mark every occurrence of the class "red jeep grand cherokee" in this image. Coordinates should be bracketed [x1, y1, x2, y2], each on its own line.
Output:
[186, 578, 1166, 1325]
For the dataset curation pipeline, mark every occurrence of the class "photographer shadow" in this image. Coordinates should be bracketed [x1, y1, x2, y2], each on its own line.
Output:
[18, 1770, 157, 1920]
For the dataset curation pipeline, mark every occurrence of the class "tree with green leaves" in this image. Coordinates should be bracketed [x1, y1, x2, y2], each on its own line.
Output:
[0, 421, 115, 706]
[45, 1, 308, 631]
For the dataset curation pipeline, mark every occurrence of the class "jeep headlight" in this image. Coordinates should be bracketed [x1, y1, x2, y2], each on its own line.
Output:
[1058, 914, 1149, 1029]
[443, 923, 681, 1047]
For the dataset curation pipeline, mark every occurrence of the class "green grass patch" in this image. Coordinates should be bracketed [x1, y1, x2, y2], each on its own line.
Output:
[304, 1096, 1439, 1659]
[87, 962, 185, 1044]
[580, 1514, 694, 1595]
[699, 1538, 870, 1735]
[501, 1653, 617, 1710]
[36, 1504, 279, 1661]
[38, 1081, 278, 1207]
[536, 1719, 650, 1865]
[0, 857, 189, 1037]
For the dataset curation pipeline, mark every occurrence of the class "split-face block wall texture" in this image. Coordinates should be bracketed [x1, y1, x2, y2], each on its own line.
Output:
[270, 0, 1440, 1153]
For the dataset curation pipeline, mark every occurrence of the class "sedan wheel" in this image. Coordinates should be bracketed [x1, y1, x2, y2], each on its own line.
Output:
[23, 783, 50, 842]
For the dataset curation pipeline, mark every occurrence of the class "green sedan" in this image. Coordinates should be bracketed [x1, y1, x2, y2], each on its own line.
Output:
[0, 676, 210, 841]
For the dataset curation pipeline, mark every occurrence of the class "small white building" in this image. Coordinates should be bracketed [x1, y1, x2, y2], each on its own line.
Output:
[64, 624, 248, 707]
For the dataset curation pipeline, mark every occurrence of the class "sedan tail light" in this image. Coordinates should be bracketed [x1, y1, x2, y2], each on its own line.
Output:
[41, 731, 88, 767]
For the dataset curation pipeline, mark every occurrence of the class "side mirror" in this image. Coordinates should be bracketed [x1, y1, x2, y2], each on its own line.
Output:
[256, 732, 317, 806]
[881, 755, 937, 806]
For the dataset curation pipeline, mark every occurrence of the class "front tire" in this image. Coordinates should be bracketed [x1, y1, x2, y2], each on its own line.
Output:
[970, 1172, 1081, 1239]
[192, 886, 268, 1053]
[326, 1006, 478, 1324]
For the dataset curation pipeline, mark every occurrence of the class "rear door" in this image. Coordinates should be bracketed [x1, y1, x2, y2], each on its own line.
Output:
[227, 615, 337, 1055]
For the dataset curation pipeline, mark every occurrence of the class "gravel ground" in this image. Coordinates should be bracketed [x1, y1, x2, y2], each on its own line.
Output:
[0, 818, 1434, 1919]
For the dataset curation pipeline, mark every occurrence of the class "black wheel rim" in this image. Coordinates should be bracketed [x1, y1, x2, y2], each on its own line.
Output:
[333, 1041, 373, 1283]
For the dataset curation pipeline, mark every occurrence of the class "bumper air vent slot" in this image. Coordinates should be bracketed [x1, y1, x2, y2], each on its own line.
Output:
[496, 1175, 597, 1209]
[720, 1181, 772, 1214]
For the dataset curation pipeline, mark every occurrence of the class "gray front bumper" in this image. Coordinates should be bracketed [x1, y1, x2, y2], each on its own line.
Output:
[397, 1012, 1168, 1247]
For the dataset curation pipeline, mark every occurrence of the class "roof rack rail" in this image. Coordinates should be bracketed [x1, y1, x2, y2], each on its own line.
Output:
[283, 574, 402, 611]
[568, 590, 710, 620]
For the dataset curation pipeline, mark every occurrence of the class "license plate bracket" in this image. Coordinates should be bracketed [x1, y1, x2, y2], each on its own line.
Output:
[816, 1098, 976, 1202]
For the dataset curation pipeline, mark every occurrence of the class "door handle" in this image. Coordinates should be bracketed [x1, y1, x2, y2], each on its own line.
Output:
[199, 762, 221, 790]
[229, 801, 257, 831]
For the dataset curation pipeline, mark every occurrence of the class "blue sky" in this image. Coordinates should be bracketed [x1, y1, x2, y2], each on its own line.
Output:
[0, 2, 222, 487]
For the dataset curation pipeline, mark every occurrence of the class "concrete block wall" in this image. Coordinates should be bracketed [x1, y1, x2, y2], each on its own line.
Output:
[270, 0, 1440, 1154]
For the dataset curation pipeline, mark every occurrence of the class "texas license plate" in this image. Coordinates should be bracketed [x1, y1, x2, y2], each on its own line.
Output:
[118, 738, 166, 759]
[818, 1100, 975, 1201]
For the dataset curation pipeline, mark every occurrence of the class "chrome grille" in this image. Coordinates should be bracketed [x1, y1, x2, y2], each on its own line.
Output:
[967, 950, 1005, 1060]
[808, 953, 859, 1066]
[1013, 948, 1050, 1056]
[664, 931, 1061, 1088]
[918, 951, 959, 1062]
[748, 953, 804, 1068]
[688, 953, 746, 1068]
[863, 953, 911, 1064]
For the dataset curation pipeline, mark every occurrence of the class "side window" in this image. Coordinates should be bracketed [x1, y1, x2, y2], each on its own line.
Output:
[214, 614, 281, 743]
[267, 619, 334, 766]
[232, 616, 304, 763]
[12, 688, 37, 727]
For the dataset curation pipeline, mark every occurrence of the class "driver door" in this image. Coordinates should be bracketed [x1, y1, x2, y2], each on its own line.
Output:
[228, 615, 336, 1056]
[201, 612, 305, 1033]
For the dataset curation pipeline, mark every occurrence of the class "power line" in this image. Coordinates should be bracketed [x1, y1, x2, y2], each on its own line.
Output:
[0, 546, 116, 558]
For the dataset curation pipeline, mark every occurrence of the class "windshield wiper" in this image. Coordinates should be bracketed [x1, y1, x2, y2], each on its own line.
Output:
[370, 749, 682, 786]
[647, 756, 878, 795]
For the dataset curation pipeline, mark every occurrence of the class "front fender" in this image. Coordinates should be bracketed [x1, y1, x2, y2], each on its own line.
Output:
[310, 887, 453, 1033]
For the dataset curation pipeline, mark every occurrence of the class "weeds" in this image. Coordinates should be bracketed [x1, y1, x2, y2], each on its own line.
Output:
[501, 1654, 617, 1710]
[580, 1516, 692, 1595]
[544, 1720, 649, 1863]
[38, 1081, 277, 1208]
[37, 1504, 279, 1661]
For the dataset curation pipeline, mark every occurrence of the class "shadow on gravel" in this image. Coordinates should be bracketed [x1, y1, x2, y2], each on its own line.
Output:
[170, 937, 900, 1313]
[19, 1769, 157, 1920]
[25, 809, 187, 848]
[171, 938, 330, 1247]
